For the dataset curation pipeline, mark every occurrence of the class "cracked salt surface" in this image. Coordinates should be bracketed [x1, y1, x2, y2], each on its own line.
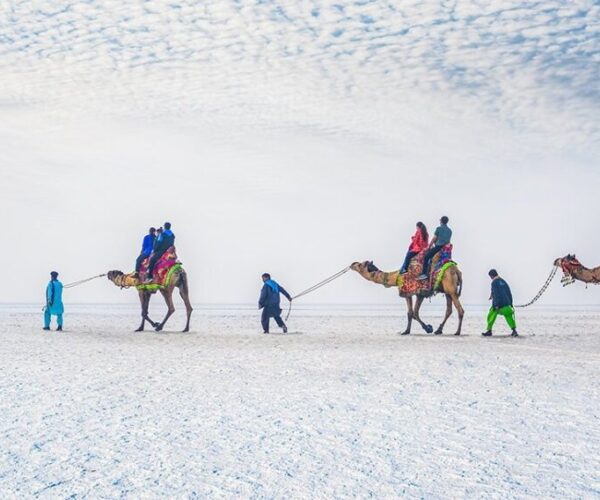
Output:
[0, 304, 598, 498]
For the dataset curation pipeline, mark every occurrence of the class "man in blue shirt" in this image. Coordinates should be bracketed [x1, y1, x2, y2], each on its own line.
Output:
[135, 227, 156, 274]
[43, 271, 64, 331]
[147, 222, 176, 280]
[259, 273, 292, 334]
[482, 269, 518, 337]
[419, 216, 452, 280]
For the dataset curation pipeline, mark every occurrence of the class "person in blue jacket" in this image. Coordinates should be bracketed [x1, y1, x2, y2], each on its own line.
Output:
[135, 227, 156, 274]
[43, 271, 64, 331]
[259, 273, 292, 334]
[482, 269, 518, 337]
[147, 222, 176, 281]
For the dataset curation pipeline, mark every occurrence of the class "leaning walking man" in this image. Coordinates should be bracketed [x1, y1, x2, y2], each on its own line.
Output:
[482, 269, 518, 337]
[258, 273, 292, 334]
[44, 271, 64, 331]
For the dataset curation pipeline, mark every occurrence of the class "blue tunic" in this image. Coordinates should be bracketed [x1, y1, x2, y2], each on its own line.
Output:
[259, 280, 291, 313]
[491, 278, 513, 309]
[46, 280, 64, 315]
[141, 234, 156, 256]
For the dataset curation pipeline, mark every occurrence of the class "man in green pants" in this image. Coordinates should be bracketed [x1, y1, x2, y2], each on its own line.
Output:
[482, 269, 518, 337]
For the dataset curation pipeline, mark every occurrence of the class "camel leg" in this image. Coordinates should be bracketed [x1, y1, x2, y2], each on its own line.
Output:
[136, 291, 158, 331]
[179, 284, 193, 333]
[401, 297, 413, 335]
[155, 288, 175, 332]
[412, 295, 434, 333]
[135, 291, 146, 332]
[449, 292, 465, 335]
[435, 294, 453, 335]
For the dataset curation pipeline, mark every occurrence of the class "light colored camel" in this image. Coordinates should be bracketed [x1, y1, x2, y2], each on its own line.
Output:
[350, 260, 464, 335]
[107, 268, 193, 332]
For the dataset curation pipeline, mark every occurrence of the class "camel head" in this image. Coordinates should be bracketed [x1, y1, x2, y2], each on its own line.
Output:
[106, 270, 140, 288]
[107, 270, 124, 283]
[350, 261, 381, 274]
[554, 254, 580, 268]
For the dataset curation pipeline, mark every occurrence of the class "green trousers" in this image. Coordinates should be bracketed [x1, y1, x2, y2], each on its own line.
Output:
[486, 306, 516, 331]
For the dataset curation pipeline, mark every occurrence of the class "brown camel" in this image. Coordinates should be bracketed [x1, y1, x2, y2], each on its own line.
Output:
[350, 260, 464, 335]
[554, 254, 600, 285]
[107, 268, 193, 332]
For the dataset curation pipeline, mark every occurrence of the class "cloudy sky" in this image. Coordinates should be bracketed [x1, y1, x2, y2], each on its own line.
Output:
[1, 0, 599, 306]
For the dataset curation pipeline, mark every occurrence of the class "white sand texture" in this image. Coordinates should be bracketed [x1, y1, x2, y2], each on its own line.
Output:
[1, 304, 598, 498]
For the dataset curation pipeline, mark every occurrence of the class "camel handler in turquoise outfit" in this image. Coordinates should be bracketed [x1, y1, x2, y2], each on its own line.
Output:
[482, 269, 518, 337]
[43, 271, 64, 331]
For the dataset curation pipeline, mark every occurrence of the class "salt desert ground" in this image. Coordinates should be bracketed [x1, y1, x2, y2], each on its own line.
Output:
[1, 303, 598, 498]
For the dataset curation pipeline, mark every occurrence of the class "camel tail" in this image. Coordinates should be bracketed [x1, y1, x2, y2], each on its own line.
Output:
[180, 269, 189, 295]
[456, 267, 463, 297]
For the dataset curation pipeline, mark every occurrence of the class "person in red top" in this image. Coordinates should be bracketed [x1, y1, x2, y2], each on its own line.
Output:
[400, 222, 429, 274]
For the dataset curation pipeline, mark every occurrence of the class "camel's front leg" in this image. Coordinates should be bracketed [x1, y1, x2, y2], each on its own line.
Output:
[435, 294, 453, 335]
[401, 296, 413, 335]
[413, 295, 434, 334]
[136, 291, 148, 332]
[136, 292, 157, 331]
[155, 289, 175, 332]
[449, 292, 465, 335]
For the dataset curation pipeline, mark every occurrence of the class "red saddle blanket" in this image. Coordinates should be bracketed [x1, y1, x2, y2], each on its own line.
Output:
[138, 247, 179, 285]
[400, 244, 454, 297]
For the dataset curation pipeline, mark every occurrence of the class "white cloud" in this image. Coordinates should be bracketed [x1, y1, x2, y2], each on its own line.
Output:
[0, 1, 598, 305]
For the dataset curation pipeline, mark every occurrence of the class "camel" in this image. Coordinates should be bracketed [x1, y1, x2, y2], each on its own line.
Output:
[350, 260, 464, 335]
[554, 254, 600, 285]
[107, 267, 193, 332]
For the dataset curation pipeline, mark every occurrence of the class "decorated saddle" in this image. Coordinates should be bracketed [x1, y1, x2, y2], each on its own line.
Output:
[358, 245, 456, 297]
[137, 247, 181, 291]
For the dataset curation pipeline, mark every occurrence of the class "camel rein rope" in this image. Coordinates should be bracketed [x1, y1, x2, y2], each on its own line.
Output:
[514, 266, 558, 308]
[285, 266, 351, 321]
[63, 274, 106, 289]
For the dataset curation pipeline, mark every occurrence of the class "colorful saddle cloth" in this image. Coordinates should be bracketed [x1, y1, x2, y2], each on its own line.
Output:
[399, 244, 455, 297]
[137, 246, 180, 290]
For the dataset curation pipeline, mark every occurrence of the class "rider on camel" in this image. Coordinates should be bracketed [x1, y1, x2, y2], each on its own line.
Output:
[400, 222, 429, 274]
[418, 216, 452, 280]
[146, 222, 175, 282]
[135, 227, 156, 276]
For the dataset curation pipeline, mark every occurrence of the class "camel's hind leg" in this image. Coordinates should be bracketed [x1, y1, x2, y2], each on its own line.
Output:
[401, 296, 413, 335]
[435, 294, 453, 335]
[412, 295, 434, 334]
[449, 292, 465, 335]
[178, 277, 193, 333]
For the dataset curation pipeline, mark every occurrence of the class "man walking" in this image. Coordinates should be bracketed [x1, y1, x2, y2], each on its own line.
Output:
[135, 227, 156, 274]
[258, 273, 292, 334]
[44, 271, 64, 331]
[419, 216, 452, 280]
[482, 269, 518, 337]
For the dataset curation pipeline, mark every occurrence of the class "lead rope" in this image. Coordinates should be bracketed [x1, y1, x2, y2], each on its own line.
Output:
[42, 273, 106, 311]
[63, 274, 106, 289]
[514, 266, 558, 308]
[285, 266, 350, 321]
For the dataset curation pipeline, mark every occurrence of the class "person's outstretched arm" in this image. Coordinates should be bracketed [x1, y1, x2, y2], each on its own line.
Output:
[279, 286, 292, 302]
